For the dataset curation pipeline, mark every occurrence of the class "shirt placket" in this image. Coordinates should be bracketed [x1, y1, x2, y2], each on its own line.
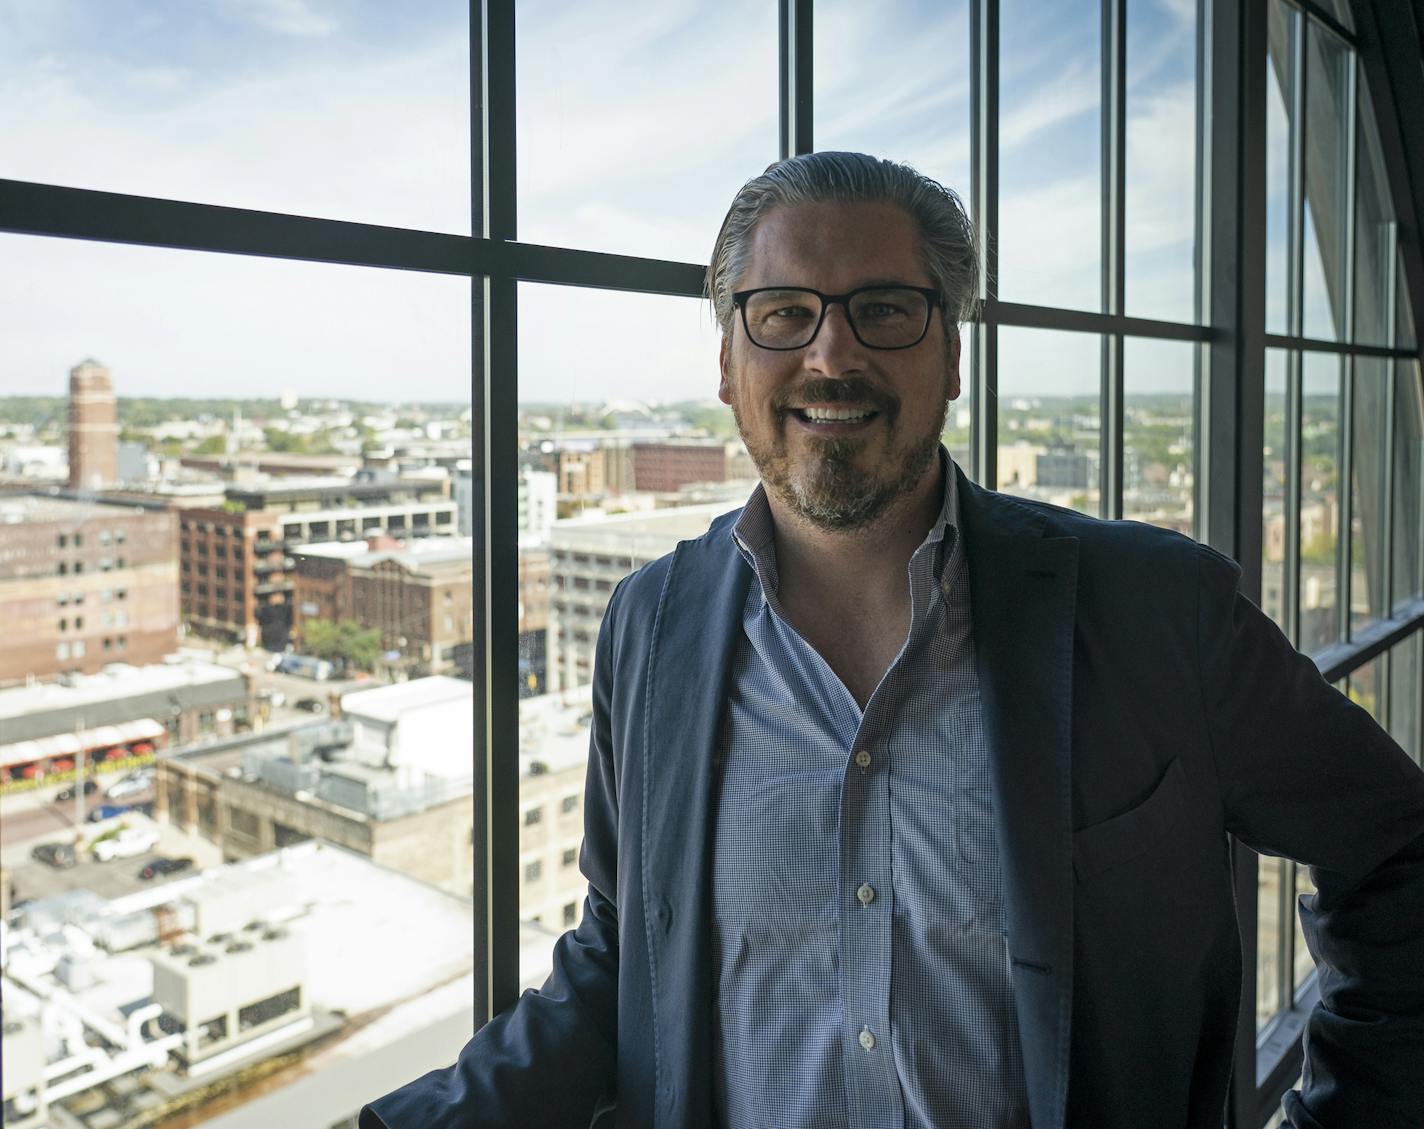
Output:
[839, 708, 903, 1128]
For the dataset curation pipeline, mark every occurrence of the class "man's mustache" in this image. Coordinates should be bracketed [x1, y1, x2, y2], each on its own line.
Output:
[774, 378, 892, 411]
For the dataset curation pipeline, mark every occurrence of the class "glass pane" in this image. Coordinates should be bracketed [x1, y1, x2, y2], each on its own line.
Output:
[1264, 349, 1290, 630]
[1124, 0, 1199, 323]
[1, 237, 478, 1126]
[518, 284, 735, 976]
[1257, 854, 1285, 1029]
[1123, 337, 1195, 532]
[1349, 358, 1389, 635]
[998, 0, 1102, 310]
[945, 369, 973, 476]
[1388, 634, 1422, 767]
[1394, 360, 1424, 611]
[1399, 256, 1418, 351]
[813, 0, 971, 199]
[1348, 655, 1383, 719]
[1293, 860, 1318, 992]
[515, 1, 777, 262]
[1352, 86, 1394, 347]
[1320, 0, 1354, 33]
[0, 4, 471, 234]
[1300, 352, 1343, 655]
[997, 328, 1102, 516]
[1301, 21, 1351, 342]
[1265, 0, 1295, 336]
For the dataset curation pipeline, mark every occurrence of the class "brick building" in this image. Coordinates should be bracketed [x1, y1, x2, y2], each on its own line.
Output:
[630, 440, 729, 493]
[0, 494, 179, 685]
[178, 473, 457, 649]
[67, 358, 118, 491]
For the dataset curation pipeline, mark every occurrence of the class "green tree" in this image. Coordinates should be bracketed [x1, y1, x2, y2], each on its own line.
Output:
[302, 618, 383, 672]
[192, 435, 226, 455]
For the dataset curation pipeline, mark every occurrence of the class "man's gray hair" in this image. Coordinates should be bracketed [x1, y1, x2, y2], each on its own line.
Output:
[706, 151, 980, 344]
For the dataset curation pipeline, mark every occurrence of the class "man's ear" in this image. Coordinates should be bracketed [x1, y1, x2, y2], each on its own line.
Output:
[947, 328, 962, 402]
[718, 334, 733, 406]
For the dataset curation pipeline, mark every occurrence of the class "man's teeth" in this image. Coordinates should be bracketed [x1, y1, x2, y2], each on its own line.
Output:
[800, 407, 874, 422]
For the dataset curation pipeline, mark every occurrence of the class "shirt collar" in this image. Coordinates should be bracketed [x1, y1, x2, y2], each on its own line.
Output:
[731, 445, 962, 605]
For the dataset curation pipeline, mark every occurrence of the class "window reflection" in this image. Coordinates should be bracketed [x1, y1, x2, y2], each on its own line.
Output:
[1263, 350, 1290, 631]
[1349, 359, 1389, 636]
[1301, 21, 1351, 342]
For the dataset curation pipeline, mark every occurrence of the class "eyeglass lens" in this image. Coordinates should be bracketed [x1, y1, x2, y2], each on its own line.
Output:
[742, 288, 931, 349]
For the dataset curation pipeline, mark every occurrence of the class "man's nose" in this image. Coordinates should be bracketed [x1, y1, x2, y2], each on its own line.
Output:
[804, 301, 865, 371]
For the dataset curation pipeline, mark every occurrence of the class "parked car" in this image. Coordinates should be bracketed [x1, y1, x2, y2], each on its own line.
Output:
[86, 803, 135, 823]
[138, 856, 194, 881]
[257, 687, 287, 709]
[106, 771, 154, 801]
[92, 827, 160, 862]
[294, 698, 326, 713]
[31, 842, 78, 869]
[53, 779, 98, 803]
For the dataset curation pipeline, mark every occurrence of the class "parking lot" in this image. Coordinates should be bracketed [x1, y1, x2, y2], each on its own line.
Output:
[5, 808, 224, 908]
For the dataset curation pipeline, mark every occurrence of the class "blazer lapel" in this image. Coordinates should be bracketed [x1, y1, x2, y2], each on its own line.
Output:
[641, 514, 751, 1128]
[959, 470, 1079, 1129]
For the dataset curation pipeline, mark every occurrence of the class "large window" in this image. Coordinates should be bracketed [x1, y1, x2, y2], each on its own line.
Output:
[2, 2, 1422, 1127]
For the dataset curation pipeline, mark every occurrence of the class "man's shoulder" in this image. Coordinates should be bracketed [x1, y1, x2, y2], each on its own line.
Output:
[604, 506, 744, 622]
[974, 487, 1226, 588]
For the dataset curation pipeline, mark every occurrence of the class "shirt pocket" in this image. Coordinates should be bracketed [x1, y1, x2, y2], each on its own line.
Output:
[1072, 756, 1187, 881]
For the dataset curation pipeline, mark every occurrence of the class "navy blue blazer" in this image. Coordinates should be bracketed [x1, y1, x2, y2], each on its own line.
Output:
[363, 468, 1424, 1129]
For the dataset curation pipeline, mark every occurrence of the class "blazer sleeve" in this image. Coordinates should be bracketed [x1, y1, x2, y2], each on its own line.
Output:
[1194, 544, 1424, 1128]
[358, 580, 628, 1129]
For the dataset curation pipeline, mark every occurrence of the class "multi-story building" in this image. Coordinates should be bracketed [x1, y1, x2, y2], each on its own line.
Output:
[66, 358, 117, 491]
[518, 468, 557, 542]
[289, 538, 474, 677]
[518, 547, 550, 696]
[554, 448, 605, 498]
[178, 473, 458, 648]
[0, 495, 179, 684]
[546, 503, 731, 692]
[630, 440, 729, 493]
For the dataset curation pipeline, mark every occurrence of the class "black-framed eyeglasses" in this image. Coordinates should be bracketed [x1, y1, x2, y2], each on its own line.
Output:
[731, 285, 943, 351]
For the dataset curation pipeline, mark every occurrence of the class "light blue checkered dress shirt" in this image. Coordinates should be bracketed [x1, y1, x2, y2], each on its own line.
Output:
[711, 451, 1031, 1129]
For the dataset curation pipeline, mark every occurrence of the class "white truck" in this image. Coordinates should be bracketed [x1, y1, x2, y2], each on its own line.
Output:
[92, 826, 160, 862]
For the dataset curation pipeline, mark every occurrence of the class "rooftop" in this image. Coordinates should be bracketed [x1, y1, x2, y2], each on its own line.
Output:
[0, 494, 156, 525]
[0, 658, 243, 724]
[340, 676, 472, 724]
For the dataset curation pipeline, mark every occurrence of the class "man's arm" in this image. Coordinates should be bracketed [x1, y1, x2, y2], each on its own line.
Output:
[359, 581, 628, 1129]
[1195, 545, 1424, 1128]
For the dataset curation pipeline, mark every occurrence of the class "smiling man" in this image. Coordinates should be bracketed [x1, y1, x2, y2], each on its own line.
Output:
[362, 153, 1424, 1129]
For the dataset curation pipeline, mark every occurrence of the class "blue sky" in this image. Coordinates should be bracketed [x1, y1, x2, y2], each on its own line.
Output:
[3, 0, 1214, 404]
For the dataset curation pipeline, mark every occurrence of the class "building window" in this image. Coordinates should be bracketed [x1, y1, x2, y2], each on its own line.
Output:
[560, 795, 578, 815]
[99, 557, 112, 571]
[72, 640, 85, 658]
[73, 533, 82, 548]
[57, 591, 68, 607]
[57, 533, 67, 548]
[74, 616, 83, 630]
[101, 589, 113, 602]
[115, 556, 125, 568]
[103, 637, 112, 652]
[58, 561, 67, 576]
[73, 561, 84, 574]
[524, 860, 543, 883]
[562, 847, 577, 867]
[56, 642, 69, 660]
[116, 588, 127, 600]
[117, 635, 127, 650]
[115, 529, 126, 544]
[563, 902, 577, 926]
[523, 807, 543, 827]
[99, 529, 111, 545]
[58, 618, 68, 632]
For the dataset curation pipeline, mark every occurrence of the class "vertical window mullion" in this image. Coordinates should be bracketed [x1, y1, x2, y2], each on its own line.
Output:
[1339, 48, 1358, 645]
[778, 0, 813, 160]
[971, 0, 1000, 489]
[1102, 0, 1126, 519]
[1285, 8, 1305, 649]
[482, 0, 521, 1023]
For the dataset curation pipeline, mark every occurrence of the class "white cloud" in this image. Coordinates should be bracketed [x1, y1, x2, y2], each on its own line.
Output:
[224, 0, 338, 38]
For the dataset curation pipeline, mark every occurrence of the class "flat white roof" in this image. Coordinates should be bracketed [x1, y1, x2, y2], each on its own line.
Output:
[0, 659, 242, 722]
[341, 676, 472, 723]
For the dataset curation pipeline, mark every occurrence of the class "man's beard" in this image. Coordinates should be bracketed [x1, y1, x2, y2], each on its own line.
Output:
[730, 374, 949, 533]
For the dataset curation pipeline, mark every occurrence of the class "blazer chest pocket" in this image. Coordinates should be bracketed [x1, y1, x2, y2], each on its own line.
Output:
[1072, 757, 1186, 881]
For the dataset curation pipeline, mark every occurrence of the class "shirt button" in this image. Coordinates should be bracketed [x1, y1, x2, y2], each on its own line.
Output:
[854, 749, 872, 769]
[858, 1026, 876, 1051]
[856, 883, 876, 905]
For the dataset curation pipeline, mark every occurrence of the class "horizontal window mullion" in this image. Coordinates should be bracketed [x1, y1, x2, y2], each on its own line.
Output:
[1313, 597, 1424, 682]
[1264, 331, 1414, 359]
[987, 298, 1216, 342]
[0, 177, 483, 275]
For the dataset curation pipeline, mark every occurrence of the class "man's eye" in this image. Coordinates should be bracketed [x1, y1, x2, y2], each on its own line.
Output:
[861, 302, 905, 319]
[770, 305, 813, 319]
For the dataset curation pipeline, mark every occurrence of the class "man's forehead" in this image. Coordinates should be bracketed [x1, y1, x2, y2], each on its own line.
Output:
[740, 200, 929, 287]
